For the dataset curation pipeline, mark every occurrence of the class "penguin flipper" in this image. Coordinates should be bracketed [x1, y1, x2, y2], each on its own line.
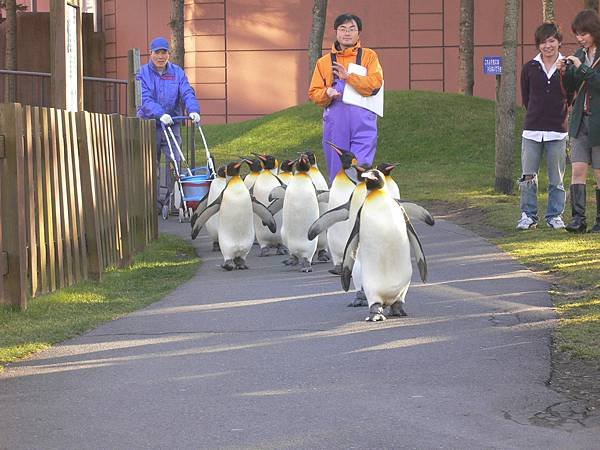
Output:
[252, 199, 276, 233]
[341, 209, 362, 291]
[402, 209, 428, 283]
[267, 197, 284, 215]
[190, 191, 210, 228]
[268, 185, 286, 202]
[191, 197, 222, 240]
[396, 200, 435, 226]
[307, 201, 350, 240]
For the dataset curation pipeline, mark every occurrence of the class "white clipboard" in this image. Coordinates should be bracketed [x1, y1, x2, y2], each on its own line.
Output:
[342, 63, 384, 117]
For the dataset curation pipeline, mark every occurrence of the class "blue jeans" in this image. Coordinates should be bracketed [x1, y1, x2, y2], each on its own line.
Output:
[519, 137, 566, 222]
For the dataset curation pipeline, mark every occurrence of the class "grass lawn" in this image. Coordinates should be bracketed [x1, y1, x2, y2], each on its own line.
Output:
[1, 90, 598, 370]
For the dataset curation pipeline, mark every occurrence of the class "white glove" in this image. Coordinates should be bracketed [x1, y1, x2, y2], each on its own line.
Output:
[160, 114, 174, 126]
[189, 112, 200, 124]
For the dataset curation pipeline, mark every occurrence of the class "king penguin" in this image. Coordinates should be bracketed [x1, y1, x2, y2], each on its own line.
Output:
[205, 164, 227, 251]
[376, 162, 401, 200]
[277, 159, 295, 185]
[323, 142, 357, 275]
[243, 158, 262, 190]
[281, 154, 320, 272]
[341, 169, 431, 321]
[191, 160, 275, 271]
[252, 153, 286, 256]
[304, 150, 331, 262]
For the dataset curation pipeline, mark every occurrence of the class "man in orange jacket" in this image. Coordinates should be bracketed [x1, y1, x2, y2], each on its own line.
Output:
[308, 13, 384, 182]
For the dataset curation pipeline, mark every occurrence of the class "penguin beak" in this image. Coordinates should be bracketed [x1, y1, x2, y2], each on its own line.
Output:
[326, 141, 345, 156]
[251, 152, 267, 161]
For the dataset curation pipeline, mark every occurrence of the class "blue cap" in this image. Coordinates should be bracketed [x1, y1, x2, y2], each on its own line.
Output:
[150, 37, 170, 52]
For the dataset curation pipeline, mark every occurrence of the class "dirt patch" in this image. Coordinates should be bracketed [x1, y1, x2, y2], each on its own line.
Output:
[425, 200, 600, 429]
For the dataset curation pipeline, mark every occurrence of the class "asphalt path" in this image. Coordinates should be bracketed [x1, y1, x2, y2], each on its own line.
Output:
[1, 217, 598, 449]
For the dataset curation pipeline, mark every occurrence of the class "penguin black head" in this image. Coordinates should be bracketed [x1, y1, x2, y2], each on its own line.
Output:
[376, 162, 399, 176]
[216, 164, 227, 178]
[280, 159, 294, 173]
[242, 157, 262, 173]
[252, 153, 277, 171]
[225, 160, 243, 177]
[362, 169, 386, 191]
[295, 154, 311, 173]
[304, 150, 317, 166]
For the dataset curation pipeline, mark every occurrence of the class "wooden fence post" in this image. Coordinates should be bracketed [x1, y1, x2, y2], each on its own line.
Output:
[112, 114, 132, 268]
[127, 49, 141, 117]
[76, 111, 103, 281]
[0, 103, 29, 309]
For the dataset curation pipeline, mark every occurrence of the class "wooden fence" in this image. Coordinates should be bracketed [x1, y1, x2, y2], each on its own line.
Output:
[0, 102, 157, 309]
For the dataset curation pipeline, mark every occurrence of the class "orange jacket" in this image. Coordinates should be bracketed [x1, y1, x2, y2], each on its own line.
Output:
[308, 41, 383, 108]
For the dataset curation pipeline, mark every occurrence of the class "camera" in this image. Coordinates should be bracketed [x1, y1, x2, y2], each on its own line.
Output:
[564, 58, 574, 66]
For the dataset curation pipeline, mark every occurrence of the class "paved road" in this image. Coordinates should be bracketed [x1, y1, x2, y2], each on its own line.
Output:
[1, 218, 598, 449]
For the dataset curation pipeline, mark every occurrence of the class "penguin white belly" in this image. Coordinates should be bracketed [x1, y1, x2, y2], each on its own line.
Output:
[218, 183, 254, 260]
[327, 180, 355, 265]
[205, 178, 226, 241]
[282, 175, 319, 259]
[358, 199, 412, 308]
[253, 173, 282, 247]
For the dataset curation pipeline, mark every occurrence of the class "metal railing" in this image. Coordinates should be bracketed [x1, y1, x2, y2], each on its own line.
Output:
[0, 69, 128, 115]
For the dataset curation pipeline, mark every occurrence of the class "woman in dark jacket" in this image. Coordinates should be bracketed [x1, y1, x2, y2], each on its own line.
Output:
[558, 10, 600, 233]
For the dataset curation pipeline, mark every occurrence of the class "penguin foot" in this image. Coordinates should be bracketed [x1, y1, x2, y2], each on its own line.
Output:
[299, 257, 312, 273]
[221, 260, 234, 271]
[282, 255, 299, 266]
[328, 265, 342, 275]
[259, 247, 270, 257]
[365, 303, 386, 322]
[234, 257, 248, 270]
[388, 301, 407, 317]
[317, 249, 331, 262]
[348, 290, 368, 307]
[212, 241, 220, 252]
[276, 245, 288, 255]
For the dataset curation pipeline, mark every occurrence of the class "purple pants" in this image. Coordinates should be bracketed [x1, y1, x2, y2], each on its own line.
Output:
[322, 79, 378, 183]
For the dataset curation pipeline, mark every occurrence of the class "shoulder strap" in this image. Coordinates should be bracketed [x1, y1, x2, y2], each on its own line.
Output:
[356, 48, 362, 66]
[330, 52, 338, 80]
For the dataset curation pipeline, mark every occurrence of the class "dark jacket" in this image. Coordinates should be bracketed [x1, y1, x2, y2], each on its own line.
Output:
[521, 59, 567, 132]
[562, 48, 600, 144]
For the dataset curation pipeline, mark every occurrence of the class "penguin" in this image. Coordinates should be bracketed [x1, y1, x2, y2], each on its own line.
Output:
[191, 160, 275, 271]
[376, 162, 401, 200]
[322, 142, 357, 275]
[341, 169, 430, 321]
[277, 159, 295, 185]
[205, 164, 227, 251]
[251, 153, 286, 256]
[243, 158, 262, 190]
[304, 150, 331, 263]
[281, 154, 320, 272]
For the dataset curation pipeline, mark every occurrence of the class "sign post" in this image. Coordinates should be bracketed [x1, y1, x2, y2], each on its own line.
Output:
[51, 0, 83, 111]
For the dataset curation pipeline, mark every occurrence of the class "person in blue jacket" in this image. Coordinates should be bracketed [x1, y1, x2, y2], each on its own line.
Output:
[136, 36, 201, 212]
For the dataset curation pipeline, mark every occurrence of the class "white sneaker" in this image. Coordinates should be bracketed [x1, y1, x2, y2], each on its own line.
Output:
[547, 216, 566, 229]
[516, 212, 537, 230]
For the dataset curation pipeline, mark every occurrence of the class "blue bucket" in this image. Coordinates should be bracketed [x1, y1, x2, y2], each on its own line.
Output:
[180, 166, 212, 209]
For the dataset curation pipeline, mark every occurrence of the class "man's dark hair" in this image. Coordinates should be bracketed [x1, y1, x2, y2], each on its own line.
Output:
[334, 13, 362, 31]
[572, 9, 600, 45]
[534, 23, 562, 46]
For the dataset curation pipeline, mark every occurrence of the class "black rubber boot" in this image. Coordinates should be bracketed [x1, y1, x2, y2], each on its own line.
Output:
[591, 188, 600, 233]
[566, 184, 587, 233]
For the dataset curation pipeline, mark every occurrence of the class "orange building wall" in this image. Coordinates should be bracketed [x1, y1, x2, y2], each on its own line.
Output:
[97, 0, 587, 123]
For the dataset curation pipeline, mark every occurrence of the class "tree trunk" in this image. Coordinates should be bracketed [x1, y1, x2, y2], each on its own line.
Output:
[584, 0, 599, 12]
[4, 0, 17, 102]
[495, 0, 520, 195]
[169, 0, 185, 67]
[308, 0, 328, 84]
[458, 0, 474, 95]
[542, 0, 555, 22]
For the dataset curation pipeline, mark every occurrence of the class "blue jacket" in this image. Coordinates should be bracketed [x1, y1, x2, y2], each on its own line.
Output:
[136, 61, 200, 124]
